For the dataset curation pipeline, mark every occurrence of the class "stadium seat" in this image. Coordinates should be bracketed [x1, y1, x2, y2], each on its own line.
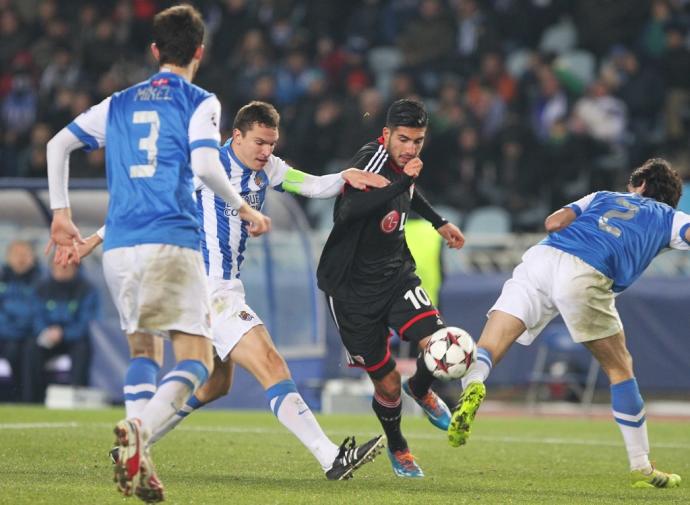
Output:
[526, 323, 600, 408]
[505, 49, 533, 79]
[539, 17, 578, 55]
[554, 50, 596, 88]
[367, 46, 403, 99]
[463, 206, 511, 238]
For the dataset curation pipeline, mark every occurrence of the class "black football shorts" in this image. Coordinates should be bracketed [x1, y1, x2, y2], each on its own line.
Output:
[326, 275, 446, 380]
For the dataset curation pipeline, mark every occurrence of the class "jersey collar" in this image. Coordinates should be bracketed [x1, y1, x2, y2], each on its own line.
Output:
[377, 136, 403, 174]
[225, 139, 252, 172]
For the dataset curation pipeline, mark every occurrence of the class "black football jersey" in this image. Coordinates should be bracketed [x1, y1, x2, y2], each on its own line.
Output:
[317, 139, 418, 303]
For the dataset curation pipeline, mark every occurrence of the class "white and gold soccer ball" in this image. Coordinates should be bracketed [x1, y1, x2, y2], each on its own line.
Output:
[423, 326, 476, 381]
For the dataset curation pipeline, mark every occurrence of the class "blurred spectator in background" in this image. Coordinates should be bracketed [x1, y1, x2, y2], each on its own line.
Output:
[0, 240, 40, 402]
[1, 0, 690, 231]
[23, 261, 99, 403]
[661, 20, 690, 150]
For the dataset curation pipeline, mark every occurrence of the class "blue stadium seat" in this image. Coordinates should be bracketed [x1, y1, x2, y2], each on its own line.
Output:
[526, 322, 600, 407]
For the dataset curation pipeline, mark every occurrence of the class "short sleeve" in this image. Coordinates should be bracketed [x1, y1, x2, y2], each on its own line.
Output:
[66, 96, 111, 151]
[264, 156, 291, 189]
[188, 95, 221, 151]
[669, 211, 690, 250]
[566, 192, 597, 216]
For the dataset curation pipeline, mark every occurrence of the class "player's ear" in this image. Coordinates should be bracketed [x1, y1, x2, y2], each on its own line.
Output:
[195, 44, 204, 63]
[382, 126, 391, 145]
[232, 128, 242, 143]
[150, 43, 160, 62]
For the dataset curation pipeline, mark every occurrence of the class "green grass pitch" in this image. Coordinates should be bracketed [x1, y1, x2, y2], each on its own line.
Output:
[0, 405, 687, 504]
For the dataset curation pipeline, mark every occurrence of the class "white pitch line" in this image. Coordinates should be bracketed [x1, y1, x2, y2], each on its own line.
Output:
[1, 421, 688, 450]
[0, 422, 79, 429]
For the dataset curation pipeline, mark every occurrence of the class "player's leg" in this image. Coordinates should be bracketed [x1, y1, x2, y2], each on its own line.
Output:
[124, 332, 163, 419]
[137, 331, 213, 439]
[327, 295, 418, 477]
[450, 245, 557, 447]
[147, 354, 233, 446]
[584, 333, 680, 488]
[106, 245, 213, 501]
[388, 277, 450, 431]
[232, 324, 382, 480]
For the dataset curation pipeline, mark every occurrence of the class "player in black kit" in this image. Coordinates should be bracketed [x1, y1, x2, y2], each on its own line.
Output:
[317, 99, 465, 477]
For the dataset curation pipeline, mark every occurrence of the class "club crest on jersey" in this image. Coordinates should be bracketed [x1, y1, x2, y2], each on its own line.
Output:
[254, 171, 268, 189]
[380, 210, 401, 234]
[238, 310, 254, 321]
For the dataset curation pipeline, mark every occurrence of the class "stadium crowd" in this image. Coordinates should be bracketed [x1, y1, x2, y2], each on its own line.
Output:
[1, 0, 690, 230]
[0, 240, 99, 402]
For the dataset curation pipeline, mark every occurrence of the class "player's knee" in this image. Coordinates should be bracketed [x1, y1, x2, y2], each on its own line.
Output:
[373, 368, 401, 401]
[265, 347, 289, 377]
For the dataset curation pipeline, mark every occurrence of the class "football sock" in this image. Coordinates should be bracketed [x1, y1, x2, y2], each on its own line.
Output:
[408, 351, 436, 398]
[148, 394, 204, 446]
[266, 379, 339, 471]
[372, 392, 407, 452]
[462, 347, 492, 389]
[123, 357, 159, 419]
[611, 378, 651, 471]
[139, 360, 208, 439]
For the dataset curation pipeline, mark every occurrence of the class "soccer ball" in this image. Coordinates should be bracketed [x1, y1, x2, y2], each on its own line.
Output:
[423, 326, 476, 381]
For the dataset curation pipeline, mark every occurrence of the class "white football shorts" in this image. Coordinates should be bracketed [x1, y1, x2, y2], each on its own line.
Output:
[207, 278, 263, 361]
[490, 244, 623, 345]
[103, 244, 211, 339]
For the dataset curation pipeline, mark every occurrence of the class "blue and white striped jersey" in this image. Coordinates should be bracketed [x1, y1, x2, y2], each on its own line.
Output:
[542, 191, 690, 291]
[196, 139, 289, 281]
[67, 71, 221, 252]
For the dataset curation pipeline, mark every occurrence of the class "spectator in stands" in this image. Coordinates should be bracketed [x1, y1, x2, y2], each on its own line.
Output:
[22, 260, 99, 403]
[0, 240, 41, 402]
[661, 20, 690, 150]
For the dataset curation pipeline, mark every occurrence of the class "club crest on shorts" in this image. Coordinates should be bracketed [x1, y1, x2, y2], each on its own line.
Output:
[380, 210, 400, 234]
[238, 310, 254, 321]
[351, 355, 366, 366]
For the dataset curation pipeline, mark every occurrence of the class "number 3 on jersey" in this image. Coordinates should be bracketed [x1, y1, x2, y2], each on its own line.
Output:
[130, 110, 160, 178]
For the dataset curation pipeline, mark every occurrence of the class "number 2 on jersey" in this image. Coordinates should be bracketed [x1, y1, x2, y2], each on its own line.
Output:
[130, 111, 160, 178]
[598, 197, 639, 238]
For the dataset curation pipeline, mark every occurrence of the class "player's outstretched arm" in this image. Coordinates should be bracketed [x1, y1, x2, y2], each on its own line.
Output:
[545, 208, 577, 232]
[281, 167, 389, 199]
[336, 175, 415, 222]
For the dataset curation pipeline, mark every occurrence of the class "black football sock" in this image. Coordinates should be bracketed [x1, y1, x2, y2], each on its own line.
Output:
[408, 352, 435, 398]
[372, 393, 407, 452]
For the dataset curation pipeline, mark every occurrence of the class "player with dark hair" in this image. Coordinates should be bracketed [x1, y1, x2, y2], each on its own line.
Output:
[67, 100, 388, 481]
[450, 158, 685, 489]
[317, 98, 466, 477]
[46, 5, 270, 502]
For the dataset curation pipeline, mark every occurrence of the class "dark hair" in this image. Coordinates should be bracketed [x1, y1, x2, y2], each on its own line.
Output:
[386, 98, 428, 129]
[233, 101, 280, 134]
[153, 5, 205, 67]
[629, 158, 682, 207]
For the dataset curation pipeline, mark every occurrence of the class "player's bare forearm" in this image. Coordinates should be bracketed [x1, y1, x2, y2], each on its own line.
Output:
[545, 208, 577, 232]
[335, 175, 414, 222]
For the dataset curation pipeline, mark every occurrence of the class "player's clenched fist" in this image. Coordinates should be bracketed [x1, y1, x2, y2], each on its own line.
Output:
[403, 157, 423, 178]
[239, 204, 272, 237]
